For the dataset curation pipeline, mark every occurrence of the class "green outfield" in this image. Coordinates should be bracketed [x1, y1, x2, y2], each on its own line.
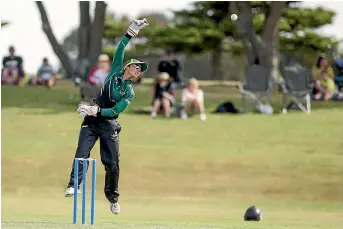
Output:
[2, 81, 343, 229]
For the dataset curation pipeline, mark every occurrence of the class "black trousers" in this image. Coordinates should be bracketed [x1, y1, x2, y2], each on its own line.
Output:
[67, 116, 121, 203]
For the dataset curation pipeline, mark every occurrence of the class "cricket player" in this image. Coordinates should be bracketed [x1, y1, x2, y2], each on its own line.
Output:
[64, 19, 149, 215]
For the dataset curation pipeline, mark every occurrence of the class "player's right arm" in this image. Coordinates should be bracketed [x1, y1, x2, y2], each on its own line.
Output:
[106, 19, 149, 82]
[106, 34, 132, 81]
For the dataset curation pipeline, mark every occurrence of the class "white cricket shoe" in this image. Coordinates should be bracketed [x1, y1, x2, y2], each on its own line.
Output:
[64, 187, 81, 197]
[200, 113, 207, 121]
[151, 112, 157, 119]
[110, 202, 120, 215]
[181, 110, 188, 120]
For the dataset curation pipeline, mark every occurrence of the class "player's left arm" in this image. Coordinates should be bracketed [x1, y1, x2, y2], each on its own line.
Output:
[76, 86, 135, 118]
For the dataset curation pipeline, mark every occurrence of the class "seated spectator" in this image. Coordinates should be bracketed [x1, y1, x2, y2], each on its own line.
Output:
[1, 46, 24, 85]
[88, 54, 110, 86]
[30, 57, 56, 88]
[80, 54, 111, 104]
[315, 71, 336, 101]
[151, 73, 175, 119]
[180, 77, 207, 120]
[312, 54, 336, 101]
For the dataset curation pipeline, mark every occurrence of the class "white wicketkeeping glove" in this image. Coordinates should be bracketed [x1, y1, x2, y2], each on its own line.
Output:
[127, 18, 149, 37]
[77, 104, 99, 118]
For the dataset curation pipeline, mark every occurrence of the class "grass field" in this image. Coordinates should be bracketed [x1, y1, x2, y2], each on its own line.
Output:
[2, 81, 343, 229]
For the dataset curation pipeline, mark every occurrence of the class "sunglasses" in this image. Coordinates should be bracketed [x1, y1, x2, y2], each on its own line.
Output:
[131, 64, 142, 71]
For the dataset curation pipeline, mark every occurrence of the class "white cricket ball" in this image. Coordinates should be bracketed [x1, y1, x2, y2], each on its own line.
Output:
[231, 14, 238, 21]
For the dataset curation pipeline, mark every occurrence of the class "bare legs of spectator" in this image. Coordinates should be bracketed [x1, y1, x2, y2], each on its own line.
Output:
[151, 99, 161, 119]
[314, 93, 322, 100]
[162, 97, 171, 118]
[2, 68, 19, 85]
[151, 98, 171, 119]
[182, 99, 207, 121]
[314, 89, 334, 101]
[30, 76, 39, 85]
[324, 89, 334, 101]
[9, 69, 19, 84]
[47, 75, 56, 88]
[30, 75, 56, 88]
[1, 69, 9, 84]
[193, 99, 206, 115]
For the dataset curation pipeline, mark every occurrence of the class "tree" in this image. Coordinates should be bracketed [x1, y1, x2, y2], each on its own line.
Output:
[86, 2, 239, 80]
[278, 2, 338, 67]
[59, 1, 338, 80]
[75, 1, 107, 79]
[230, 1, 338, 72]
[148, 1, 338, 79]
[103, 14, 131, 44]
[230, 1, 286, 74]
[36, 1, 74, 77]
[1, 21, 9, 27]
[36, 1, 107, 79]
[101, 13, 173, 58]
[146, 2, 236, 80]
[175, 2, 236, 80]
[62, 28, 78, 56]
[63, 13, 130, 62]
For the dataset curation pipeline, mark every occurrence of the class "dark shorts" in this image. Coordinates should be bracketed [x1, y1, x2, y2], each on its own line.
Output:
[153, 95, 175, 107]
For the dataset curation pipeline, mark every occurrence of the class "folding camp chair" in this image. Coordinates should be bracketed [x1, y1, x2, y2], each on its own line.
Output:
[279, 66, 311, 114]
[238, 65, 272, 113]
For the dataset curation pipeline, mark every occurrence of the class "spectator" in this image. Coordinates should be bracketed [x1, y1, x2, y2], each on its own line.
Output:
[80, 54, 111, 104]
[1, 46, 24, 85]
[157, 49, 182, 88]
[88, 54, 110, 86]
[151, 72, 175, 119]
[315, 71, 336, 101]
[312, 54, 336, 101]
[30, 57, 56, 88]
[180, 77, 207, 121]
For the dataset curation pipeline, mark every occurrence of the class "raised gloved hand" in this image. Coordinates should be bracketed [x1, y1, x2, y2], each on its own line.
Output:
[77, 104, 99, 118]
[127, 18, 149, 37]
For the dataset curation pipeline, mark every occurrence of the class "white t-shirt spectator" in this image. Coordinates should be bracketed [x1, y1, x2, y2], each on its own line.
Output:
[181, 88, 204, 104]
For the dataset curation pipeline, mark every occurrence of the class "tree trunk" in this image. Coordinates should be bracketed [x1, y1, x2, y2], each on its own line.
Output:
[36, 1, 74, 78]
[230, 2, 260, 67]
[230, 1, 285, 75]
[1, 21, 9, 27]
[76, 2, 91, 80]
[78, 2, 91, 59]
[211, 42, 223, 80]
[270, 17, 282, 82]
[259, 2, 285, 71]
[88, 1, 107, 67]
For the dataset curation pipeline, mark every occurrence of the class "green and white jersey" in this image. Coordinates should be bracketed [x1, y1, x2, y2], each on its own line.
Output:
[95, 34, 135, 118]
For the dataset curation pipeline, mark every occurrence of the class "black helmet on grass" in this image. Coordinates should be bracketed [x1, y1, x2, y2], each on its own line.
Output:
[244, 205, 262, 221]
